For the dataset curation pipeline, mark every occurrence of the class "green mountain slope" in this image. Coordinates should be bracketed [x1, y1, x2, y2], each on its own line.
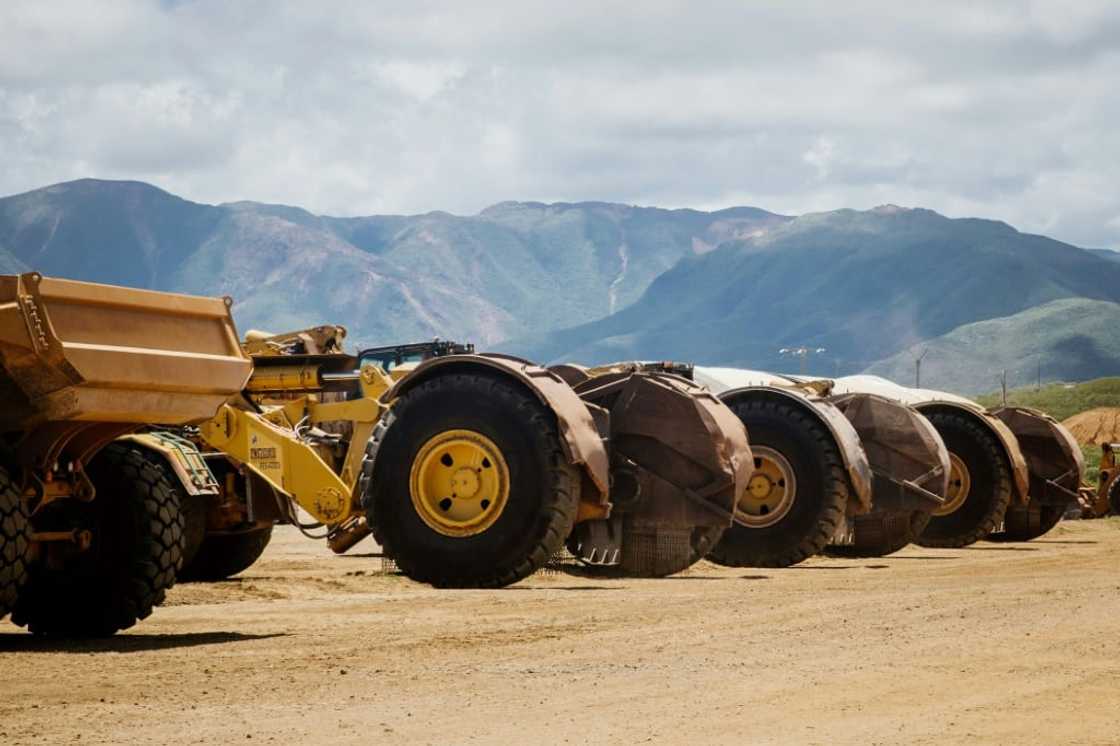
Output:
[0, 179, 221, 289]
[0, 180, 788, 347]
[4, 179, 1119, 388]
[974, 376, 1120, 421]
[508, 206, 1120, 374]
[866, 299, 1120, 394]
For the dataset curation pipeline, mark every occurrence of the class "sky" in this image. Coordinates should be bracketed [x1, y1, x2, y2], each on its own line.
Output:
[2, 1, 1119, 249]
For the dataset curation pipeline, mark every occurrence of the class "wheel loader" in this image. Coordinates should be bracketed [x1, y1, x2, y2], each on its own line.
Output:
[692, 368, 952, 565]
[182, 329, 753, 583]
[174, 327, 478, 580]
[684, 368, 1079, 560]
[551, 363, 949, 568]
[830, 376, 1083, 546]
[0, 273, 754, 635]
[1080, 442, 1120, 518]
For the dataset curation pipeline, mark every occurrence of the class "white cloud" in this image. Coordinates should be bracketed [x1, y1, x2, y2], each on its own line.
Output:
[0, 0, 1118, 248]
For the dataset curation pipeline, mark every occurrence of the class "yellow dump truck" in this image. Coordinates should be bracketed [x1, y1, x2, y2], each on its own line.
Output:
[0, 272, 250, 635]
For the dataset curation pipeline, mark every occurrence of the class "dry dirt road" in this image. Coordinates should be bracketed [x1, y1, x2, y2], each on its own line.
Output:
[3, 520, 1120, 745]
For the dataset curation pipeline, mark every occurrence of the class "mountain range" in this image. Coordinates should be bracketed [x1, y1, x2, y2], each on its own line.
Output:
[0, 179, 786, 347]
[1, 178, 1118, 394]
[508, 205, 1120, 381]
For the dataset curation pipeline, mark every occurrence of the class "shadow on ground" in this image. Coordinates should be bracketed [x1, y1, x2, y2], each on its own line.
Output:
[1031, 540, 1098, 545]
[0, 630, 286, 653]
[881, 555, 959, 560]
[509, 585, 622, 592]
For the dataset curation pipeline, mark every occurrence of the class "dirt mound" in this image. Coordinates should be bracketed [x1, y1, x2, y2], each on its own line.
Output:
[1062, 407, 1120, 445]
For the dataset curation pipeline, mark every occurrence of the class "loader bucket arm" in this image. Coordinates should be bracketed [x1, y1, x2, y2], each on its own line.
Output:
[199, 401, 356, 525]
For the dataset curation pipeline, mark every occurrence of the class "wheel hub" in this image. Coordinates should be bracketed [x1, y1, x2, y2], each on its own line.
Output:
[735, 446, 796, 528]
[450, 468, 481, 498]
[934, 451, 971, 517]
[409, 429, 510, 537]
[749, 473, 774, 498]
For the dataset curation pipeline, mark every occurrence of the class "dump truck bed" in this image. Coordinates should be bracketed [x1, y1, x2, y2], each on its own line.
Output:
[0, 272, 251, 432]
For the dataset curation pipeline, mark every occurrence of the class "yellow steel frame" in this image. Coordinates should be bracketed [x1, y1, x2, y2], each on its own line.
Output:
[198, 364, 392, 525]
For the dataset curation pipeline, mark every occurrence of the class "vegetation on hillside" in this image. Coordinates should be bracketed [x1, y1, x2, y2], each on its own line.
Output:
[0, 179, 786, 349]
[867, 299, 1120, 395]
[975, 377, 1120, 422]
[1082, 445, 1102, 488]
[976, 377, 1120, 488]
[511, 204, 1120, 373]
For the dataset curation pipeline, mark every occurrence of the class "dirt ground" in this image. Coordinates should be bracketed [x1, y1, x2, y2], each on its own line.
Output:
[3, 521, 1120, 745]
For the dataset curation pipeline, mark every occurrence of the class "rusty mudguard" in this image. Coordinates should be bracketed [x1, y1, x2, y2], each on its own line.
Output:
[829, 393, 950, 514]
[572, 369, 751, 528]
[831, 376, 1032, 505]
[989, 406, 1083, 507]
[566, 366, 752, 575]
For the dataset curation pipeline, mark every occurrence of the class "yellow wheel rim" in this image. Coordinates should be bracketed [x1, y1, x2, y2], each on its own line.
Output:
[735, 446, 797, 528]
[409, 429, 510, 537]
[934, 452, 971, 517]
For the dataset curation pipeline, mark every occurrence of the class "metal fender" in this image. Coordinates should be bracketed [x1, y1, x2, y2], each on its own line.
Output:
[117, 432, 219, 497]
[381, 353, 611, 505]
[828, 393, 950, 512]
[989, 406, 1084, 505]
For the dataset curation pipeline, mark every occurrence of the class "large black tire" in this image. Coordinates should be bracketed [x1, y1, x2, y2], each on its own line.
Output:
[12, 443, 184, 637]
[0, 466, 31, 619]
[707, 399, 849, 568]
[177, 524, 273, 581]
[916, 411, 1013, 548]
[989, 499, 1064, 542]
[361, 373, 580, 588]
[826, 509, 932, 558]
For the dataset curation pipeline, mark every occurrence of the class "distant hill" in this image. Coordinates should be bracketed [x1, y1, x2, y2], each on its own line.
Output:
[1088, 249, 1120, 264]
[866, 298, 1120, 394]
[0, 179, 788, 347]
[4, 179, 1120, 387]
[508, 206, 1120, 375]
